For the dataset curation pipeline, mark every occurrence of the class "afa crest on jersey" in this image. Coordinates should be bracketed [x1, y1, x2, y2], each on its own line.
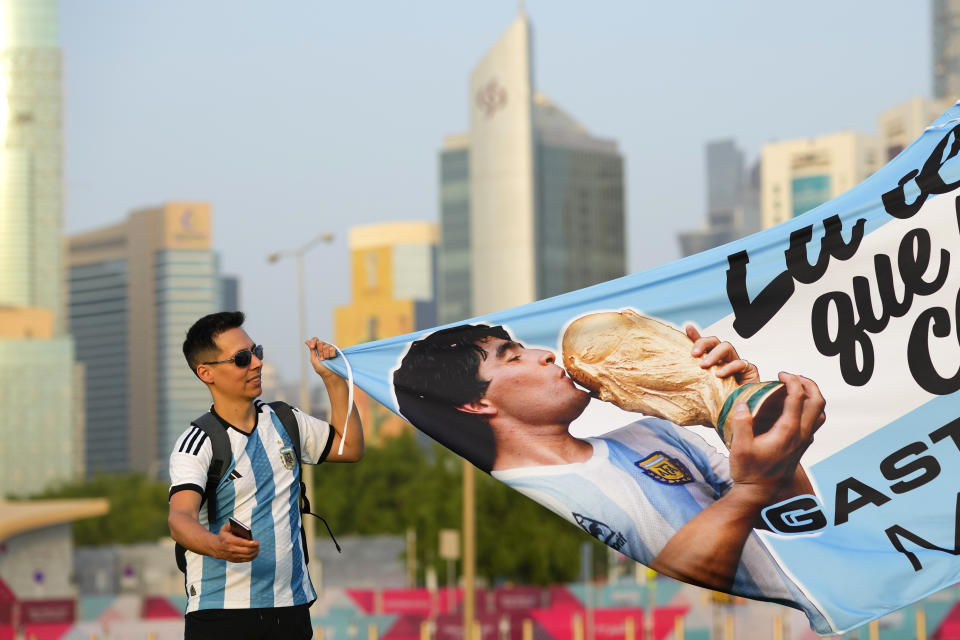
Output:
[635, 452, 693, 485]
[279, 445, 297, 471]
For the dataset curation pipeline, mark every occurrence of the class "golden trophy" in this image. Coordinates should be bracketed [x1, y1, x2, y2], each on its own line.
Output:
[561, 309, 785, 448]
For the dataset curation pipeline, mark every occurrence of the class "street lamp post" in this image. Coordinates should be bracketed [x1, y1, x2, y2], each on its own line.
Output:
[267, 230, 335, 589]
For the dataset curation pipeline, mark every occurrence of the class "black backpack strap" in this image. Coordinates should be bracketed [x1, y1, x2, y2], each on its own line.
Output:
[269, 401, 302, 465]
[192, 412, 233, 524]
[268, 401, 341, 557]
[175, 412, 232, 574]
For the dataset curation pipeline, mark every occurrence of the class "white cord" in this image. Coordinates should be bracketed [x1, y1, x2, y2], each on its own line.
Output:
[924, 116, 960, 132]
[332, 345, 354, 456]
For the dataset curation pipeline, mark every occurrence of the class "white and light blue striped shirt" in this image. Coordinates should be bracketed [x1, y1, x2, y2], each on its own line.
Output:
[492, 417, 829, 633]
[169, 400, 332, 613]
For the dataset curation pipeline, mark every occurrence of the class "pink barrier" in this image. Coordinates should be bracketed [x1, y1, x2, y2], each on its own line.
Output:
[142, 596, 182, 619]
[20, 600, 74, 625]
[21, 622, 72, 640]
[936, 602, 960, 640]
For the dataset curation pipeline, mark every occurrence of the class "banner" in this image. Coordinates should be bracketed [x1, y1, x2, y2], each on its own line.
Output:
[326, 103, 960, 634]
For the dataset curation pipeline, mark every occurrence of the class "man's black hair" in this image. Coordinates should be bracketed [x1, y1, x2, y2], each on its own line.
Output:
[183, 311, 245, 375]
[393, 324, 510, 473]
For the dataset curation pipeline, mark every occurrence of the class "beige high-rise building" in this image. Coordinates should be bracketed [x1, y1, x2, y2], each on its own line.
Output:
[876, 96, 955, 163]
[334, 221, 438, 443]
[468, 16, 537, 315]
[68, 203, 229, 478]
[760, 131, 878, 229]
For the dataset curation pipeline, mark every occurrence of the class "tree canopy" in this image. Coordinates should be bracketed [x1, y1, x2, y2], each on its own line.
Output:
[313, 431, 607, 585]
[33, 431, 607, 584]
[33, 471, 170, 545]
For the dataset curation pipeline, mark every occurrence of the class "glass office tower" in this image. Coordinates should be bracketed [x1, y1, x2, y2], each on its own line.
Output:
[0, 0, 77, 496]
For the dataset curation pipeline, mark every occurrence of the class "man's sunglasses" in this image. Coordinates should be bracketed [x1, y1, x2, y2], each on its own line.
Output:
[202, 344, 264, 368]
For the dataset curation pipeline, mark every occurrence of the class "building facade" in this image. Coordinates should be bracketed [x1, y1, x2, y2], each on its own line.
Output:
[0, 0, 78, 497]
[438, 14, 626, 322]
[334, 222, 438, 442]
[68, 203, 229, 478]
[760, 131, 878, 229]
[876, 96, 955, 162]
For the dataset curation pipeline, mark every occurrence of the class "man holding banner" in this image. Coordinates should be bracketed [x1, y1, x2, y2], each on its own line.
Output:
[393, 322, 829, 629]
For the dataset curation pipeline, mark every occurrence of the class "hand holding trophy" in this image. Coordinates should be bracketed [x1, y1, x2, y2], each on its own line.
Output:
[561, 309, 786, 448]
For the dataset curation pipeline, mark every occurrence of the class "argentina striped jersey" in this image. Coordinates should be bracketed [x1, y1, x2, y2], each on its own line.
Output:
[169, 399, 332, 613]
[492, 417, 829, 633]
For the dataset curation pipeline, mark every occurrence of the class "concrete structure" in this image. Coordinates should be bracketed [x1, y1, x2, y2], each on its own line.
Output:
[334, 222, 437, 442]
[934, 0, 960, 101]
[438, 13, 625, 322]
[0, 0, 78, 498]
[68, 203, 230, 478]
[678, 139, 761, 257]
[0, 498, 108, 599]
[74, 539, 185, 596]
[760, 131, 878, 229]
[876, 96, 955, 162]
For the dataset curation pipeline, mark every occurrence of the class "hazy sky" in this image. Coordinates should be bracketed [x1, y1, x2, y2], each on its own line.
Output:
[60, 1, 930, 383]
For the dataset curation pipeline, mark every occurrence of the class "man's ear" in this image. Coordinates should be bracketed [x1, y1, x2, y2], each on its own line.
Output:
[196, 364, 215, 385]
[456, 399, 496, 417]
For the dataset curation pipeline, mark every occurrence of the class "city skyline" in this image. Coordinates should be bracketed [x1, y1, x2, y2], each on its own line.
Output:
[60, 1, 930, 382]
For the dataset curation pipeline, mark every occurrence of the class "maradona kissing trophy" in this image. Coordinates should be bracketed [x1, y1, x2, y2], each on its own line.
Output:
[561, 309, 785, 448]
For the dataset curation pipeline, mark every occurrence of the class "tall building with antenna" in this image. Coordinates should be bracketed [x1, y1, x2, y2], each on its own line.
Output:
[438, 11, 626, 322]
[0, 0, 79, 495]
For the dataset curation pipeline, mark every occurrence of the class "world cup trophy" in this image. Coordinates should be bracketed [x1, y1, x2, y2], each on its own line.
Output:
[561, 309, 785, 448]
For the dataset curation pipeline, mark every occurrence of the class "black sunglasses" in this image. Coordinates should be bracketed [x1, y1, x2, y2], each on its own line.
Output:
[202, 344, 264, 368]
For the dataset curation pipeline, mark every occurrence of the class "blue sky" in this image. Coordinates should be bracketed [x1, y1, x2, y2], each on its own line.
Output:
[60, 1, 930, 383]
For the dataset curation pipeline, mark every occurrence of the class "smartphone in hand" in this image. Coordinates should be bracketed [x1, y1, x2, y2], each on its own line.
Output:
[228, 516, 253, 540]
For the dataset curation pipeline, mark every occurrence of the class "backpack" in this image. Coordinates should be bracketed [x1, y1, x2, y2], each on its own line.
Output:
[174, 400, 340, 574]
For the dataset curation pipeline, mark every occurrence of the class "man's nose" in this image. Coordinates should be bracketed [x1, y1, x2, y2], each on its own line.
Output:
[538, 350, 555, 364]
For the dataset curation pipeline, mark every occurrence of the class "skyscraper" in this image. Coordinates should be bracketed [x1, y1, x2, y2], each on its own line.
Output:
[438, 13, 625, 321]
[68, 203, 229, 478]
[0, 0, 64, 327]
[677, 139, 760, 257]
[933, 0, 960, 100]
[0, 0, 78, 496]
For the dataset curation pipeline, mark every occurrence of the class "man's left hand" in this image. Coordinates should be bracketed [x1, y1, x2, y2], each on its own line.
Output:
[685, 325, 760, 385]
[306, 337, 339, 379]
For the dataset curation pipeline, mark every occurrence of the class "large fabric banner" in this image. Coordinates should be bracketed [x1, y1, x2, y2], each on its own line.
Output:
[326, 104, 960, 634]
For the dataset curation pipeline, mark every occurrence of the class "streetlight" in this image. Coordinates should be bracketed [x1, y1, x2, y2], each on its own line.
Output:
[267, 230, 335, 590]
[266, 231, 335, 413]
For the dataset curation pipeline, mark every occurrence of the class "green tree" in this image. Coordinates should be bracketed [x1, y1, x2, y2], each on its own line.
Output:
[313, 431, 607, 585]
[33, 472, 170, 545]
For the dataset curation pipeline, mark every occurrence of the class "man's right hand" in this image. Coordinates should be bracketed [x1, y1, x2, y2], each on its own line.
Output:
[649, 371, 825, 590]
[727, 371, 826, 505]
[214, 523, 260, 562]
